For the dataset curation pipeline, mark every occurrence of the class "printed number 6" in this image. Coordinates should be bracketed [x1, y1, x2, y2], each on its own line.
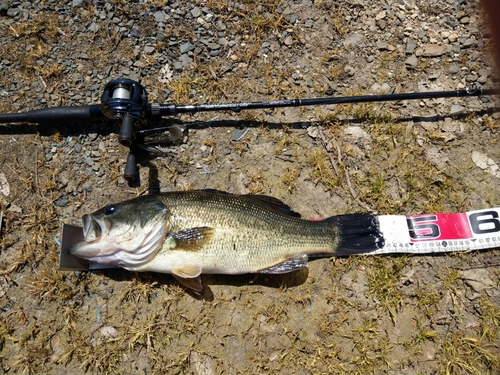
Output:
[407, 216, 440, 240]
[469, 211, 500, 234]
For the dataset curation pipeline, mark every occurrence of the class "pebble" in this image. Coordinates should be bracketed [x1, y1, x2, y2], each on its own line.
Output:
[284, 36, 293, 46]
[191, 7, 202, 18]
[450, 104, 466, 116]
[415, 44, 447, 57]
[0, 0, 9, 13]
[144, 46, 155, 55]
[88, 22, 99, 33]
[404, 55, 418, 68]
[343, 33, 363, 47]
[180, 42, 195, 54]
[7, 7, 20, 17]
[448, 65, 460, 74]
[84, 157, 94, 166]
[405, 38, 416, 54]
[154, 11, 166, 23]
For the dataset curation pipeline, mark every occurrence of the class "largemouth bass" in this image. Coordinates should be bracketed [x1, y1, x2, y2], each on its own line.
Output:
[69, 190, 384, 291]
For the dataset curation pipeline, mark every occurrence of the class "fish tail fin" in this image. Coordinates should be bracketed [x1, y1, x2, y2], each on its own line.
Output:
[326, 213, 384, 255]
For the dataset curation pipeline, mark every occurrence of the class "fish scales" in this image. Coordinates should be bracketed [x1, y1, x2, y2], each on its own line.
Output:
[152, 191, 341, 274]
[69, 190, 384, 290]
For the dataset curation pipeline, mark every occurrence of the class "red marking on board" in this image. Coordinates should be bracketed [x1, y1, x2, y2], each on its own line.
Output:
[407, 212, 472, 242]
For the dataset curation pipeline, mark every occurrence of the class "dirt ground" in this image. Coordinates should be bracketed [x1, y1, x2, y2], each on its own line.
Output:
[1, 0, 500, 374]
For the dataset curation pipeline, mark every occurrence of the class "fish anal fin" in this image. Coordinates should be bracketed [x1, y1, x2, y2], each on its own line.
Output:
[171, 274, 203, 291]
[168, 227, 215, 252]
[258, 255, 308, 274]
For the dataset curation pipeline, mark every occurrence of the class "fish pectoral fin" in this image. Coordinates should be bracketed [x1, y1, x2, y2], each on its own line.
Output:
[171, 274, 203, 292]
[168, 227, 215, 252]
[173, 264, 202, 278]
[258, 255, 309, 274]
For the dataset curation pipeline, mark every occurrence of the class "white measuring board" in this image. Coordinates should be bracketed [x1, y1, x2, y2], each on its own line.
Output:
[373, 207, 500, 255]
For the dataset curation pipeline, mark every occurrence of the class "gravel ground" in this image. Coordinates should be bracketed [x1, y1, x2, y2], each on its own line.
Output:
[1, 0, 500, 374]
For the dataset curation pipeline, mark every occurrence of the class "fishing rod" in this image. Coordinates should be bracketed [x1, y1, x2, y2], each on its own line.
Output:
[1, 78, 499, 181]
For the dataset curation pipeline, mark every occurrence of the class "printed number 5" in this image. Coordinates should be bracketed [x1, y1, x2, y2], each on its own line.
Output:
[407, 216, 440, 240]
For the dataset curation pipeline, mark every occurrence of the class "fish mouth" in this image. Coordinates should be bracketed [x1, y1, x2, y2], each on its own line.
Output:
[81, 214, 111, 243]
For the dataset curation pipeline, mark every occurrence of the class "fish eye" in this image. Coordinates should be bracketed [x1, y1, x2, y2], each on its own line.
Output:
[105, 205, 117, 215]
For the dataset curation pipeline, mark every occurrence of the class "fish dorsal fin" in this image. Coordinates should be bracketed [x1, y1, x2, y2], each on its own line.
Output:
[166, 227, 215, 252]
[258, 255, 309, 274]
[245, 194, 301, 218]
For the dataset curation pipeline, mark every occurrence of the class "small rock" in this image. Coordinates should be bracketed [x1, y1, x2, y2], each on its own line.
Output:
[144, 45, 155, 55]
[231, 128, 249, 142]
[7, 7, 20, 17]
[375, 11, 386, 20]
[173, 61, 184, 71]
[284, 35, 293, 46]
[405, 38, 416, 54]
[376, 40, 389, 50]
[478, 75, 488, 84]
[307, 127, 318, 138]
[448, 65, 460, 74]
[84, 157, 94, 166]
[460, 269, 495, 292]
[7, 204, 22, 214]
[88, 22, 99, 33]
[450, 105, 466, 116]
[153, 10, 165, 23]
[55, 198, 69, 207]
[404, 55, 418, 68]
[462, 36, 478, 48]
[0, 172, 10, 196]
[376, 19, 386, 30]
[191, 7, 202, 18]
[180, 42, 195, 54]
[471, 151, 500, 178]
[0, 0, 9, 13]
[343, 33, 363, 47]
[100, 326, 119, 339]
[304, 19, 314, 28]
[415, 44, 447, 57]
[344, 65, 355, 76]
[207, 42, 220, 50]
